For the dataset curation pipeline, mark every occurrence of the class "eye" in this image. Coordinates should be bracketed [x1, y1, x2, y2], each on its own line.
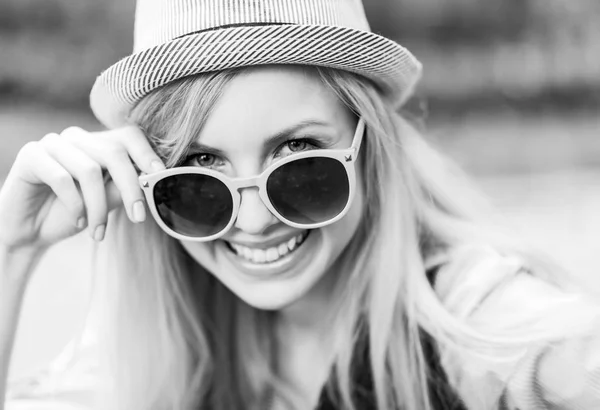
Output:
[276, 138, 319, 157]
[287, 140, 308, 152]
[190, 153, 218, 167]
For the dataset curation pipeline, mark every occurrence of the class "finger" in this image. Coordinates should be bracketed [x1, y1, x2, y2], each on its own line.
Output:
[17, 142, 86, 228]
[59, 128, 147, 224]
[113, 126, 166, 174]
[101, 148, 147, 223]
[67, 125, 166, 174]
[40, 134, 108, 240]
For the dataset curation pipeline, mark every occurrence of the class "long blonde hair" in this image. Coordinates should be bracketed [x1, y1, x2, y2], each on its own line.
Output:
[93, 66, 595, 410]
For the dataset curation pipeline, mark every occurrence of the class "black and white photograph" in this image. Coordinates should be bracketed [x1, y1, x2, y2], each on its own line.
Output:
[1, 1, 599, 409]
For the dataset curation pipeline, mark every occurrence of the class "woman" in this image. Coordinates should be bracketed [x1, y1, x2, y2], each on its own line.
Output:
[1, 1, 600, 409]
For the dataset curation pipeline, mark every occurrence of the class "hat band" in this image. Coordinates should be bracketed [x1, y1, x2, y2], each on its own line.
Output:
[173, 22, 295, 41]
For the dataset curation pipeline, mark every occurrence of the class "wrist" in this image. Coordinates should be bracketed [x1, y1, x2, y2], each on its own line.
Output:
[0, 244, 47, 287]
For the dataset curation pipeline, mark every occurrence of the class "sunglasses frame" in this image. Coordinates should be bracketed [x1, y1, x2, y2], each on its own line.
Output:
[139, 118, 365, 242]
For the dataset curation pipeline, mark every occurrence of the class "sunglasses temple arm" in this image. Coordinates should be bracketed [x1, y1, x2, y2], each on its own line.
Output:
[350, 118, 366, 155]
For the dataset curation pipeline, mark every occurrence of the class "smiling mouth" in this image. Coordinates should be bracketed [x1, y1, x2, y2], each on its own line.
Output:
[225, 231, 310, 264]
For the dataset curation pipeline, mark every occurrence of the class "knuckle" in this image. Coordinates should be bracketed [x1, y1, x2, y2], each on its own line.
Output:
[60, 126, 86, 139]
[15, 142, 44, 166]
[39, 132, 60, 145]
[79, 163, 103, 182]
[118, 125, 144, 140]
[51, 170, 74, 190]
[17, 141, 39, 158]
[103, 142, 128, 159]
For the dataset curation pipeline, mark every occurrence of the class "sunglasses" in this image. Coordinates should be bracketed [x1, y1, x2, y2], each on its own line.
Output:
[139, 118, 365, 241]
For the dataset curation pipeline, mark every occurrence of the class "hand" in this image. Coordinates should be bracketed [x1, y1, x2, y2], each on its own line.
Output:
[0, 125, 165, 253]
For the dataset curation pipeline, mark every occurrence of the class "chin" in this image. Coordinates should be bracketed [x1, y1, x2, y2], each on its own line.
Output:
[235, 289, 300, 311]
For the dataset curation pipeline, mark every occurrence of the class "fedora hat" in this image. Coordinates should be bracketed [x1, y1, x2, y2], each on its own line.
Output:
[90, 0, 423, 129]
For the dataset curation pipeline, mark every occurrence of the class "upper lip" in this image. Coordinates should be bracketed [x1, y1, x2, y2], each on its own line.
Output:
[224, 231, 307, 249]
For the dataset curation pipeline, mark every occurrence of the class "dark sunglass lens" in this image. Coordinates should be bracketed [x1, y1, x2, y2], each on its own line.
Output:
[153, 174, 233, 237]
[267, 157, 350, 225]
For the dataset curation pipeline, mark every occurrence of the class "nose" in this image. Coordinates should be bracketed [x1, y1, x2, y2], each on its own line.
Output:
[234, 187, 278, 235]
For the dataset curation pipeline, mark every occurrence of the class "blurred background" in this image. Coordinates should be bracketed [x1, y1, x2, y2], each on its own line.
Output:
[1, 0, 599, 378]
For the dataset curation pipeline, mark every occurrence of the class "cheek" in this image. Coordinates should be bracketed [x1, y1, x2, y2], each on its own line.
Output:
[178, 241, 218, 272]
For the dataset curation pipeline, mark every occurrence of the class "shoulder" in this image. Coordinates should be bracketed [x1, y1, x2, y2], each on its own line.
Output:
[431, 245, 600, 329]
[431, 245, 527, 318]
[430, 245, 600, 409]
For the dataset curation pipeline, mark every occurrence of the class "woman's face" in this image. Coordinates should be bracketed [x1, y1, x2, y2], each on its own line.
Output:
[179, 66, 364, 311]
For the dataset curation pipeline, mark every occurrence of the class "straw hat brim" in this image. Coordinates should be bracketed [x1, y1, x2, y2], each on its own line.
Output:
[90, 24, 422, 128]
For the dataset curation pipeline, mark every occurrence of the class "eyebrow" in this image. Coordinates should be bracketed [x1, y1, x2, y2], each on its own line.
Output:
[190, 119, 334, 158]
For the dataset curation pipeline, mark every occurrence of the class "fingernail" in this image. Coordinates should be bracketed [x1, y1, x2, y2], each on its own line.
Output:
[76, 217, 86, 229]
[93, 224, 106, 242]
[132, 200, 146, 222]
[150, 160, 165, 172]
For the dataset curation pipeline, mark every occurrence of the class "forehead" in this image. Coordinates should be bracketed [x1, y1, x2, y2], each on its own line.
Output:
[199, 66, 351, 147]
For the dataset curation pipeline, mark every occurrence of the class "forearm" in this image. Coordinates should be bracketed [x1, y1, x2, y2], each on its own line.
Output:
[0, 246, 46, 408]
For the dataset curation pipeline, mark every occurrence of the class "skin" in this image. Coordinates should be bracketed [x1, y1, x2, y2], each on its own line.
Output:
[0, 65, 364, 408]
[178, 66, 366, 407]
[178, 66, 365, 319]
[0, 126, 163, 253]
[0, 106, 165, 410]
[1, 67, 589, 410]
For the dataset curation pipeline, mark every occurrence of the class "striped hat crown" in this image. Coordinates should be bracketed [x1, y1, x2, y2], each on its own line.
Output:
[91, 0, 422, 128]
[134, 0, 371, 51]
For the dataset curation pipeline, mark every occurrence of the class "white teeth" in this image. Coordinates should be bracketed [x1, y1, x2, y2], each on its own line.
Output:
[252, 249, 266, 263]
[266, 248, 279, 262]
[287, 237, 297, 251]
[277, 243, 289, 256]
[229, 232, 308, 264]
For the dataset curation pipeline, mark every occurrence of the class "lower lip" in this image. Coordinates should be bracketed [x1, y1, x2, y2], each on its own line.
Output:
[220, 231, 316, 279]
